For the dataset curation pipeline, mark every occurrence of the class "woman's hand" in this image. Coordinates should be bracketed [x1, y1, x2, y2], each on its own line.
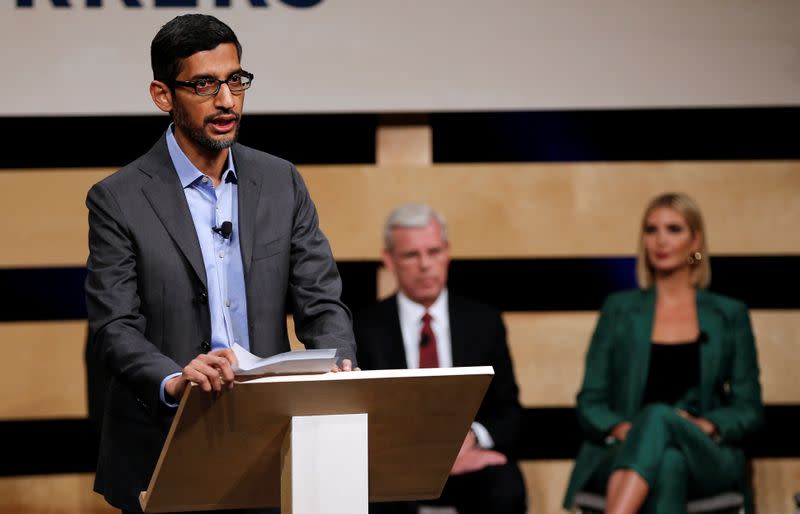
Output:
[676, 409, 718, 438]
[610, 421, 632, 442]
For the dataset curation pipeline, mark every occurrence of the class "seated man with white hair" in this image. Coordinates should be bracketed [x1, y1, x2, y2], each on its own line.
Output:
[354, 203, 527, 514]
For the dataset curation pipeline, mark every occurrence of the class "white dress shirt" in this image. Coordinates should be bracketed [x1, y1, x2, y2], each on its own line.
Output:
[396, 289, 495, 449]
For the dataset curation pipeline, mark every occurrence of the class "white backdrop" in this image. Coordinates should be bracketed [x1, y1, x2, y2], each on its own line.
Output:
[2, 0, 799, 115]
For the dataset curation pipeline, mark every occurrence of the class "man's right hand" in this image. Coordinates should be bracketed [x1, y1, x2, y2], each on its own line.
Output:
[450, 430, 507, 476]
[165, 348, 237, 400]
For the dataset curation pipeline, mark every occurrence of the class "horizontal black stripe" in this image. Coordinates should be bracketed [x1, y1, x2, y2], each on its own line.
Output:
[0, 418, 100, 476]
[3, 108, 800, 169]
[0, 267, 88, 321]
[432, 107, 800, 162]
[0, 114, 377, 168]
[339, 261, 379, 314]
[0, 262, 377, 322]
[447, 256, 800, 312]
[1, 406, 797, 477]
[519, 405, 800, 460]
[1, 257, 798, 322]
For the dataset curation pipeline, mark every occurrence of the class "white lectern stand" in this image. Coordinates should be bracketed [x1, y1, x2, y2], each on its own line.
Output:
[139, 366, 493, 513]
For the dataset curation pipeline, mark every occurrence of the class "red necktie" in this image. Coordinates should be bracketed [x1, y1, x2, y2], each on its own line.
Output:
[419, 312, 439, 368]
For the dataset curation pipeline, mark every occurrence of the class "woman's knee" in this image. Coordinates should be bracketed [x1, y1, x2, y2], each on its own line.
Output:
[633, 403, 680, 431]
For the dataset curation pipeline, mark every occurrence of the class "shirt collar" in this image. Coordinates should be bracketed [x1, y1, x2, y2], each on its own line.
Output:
[166, 124, 237, 188]
[397, 288, 449, 324]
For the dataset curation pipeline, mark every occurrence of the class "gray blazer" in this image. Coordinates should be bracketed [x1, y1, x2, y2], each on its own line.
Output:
[85, 133, 356, 511]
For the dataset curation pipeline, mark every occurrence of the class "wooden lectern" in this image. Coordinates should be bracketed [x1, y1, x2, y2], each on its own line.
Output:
[139, 366, 493, 513]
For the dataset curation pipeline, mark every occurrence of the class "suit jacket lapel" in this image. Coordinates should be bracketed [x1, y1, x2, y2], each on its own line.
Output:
[448, 295, 466, 366]
[232, 144, 263, 275]
[140, 135, 207, 289]
[386, 296, 409, 368]
[696, 289, 722, 412]
[629, 288, 656, 413]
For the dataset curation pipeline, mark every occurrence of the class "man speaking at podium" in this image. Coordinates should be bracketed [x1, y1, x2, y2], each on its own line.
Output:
[354, 204, 527, 514]
[85, 14, 356, 513]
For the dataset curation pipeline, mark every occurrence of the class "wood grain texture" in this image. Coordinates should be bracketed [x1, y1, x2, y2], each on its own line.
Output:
[0, 473, 115, 514]
[0, 460, 795, 514]
[4, 161, 799, 266]
[1, 310, 796, 420]
[302, 161, 800, 260]
[0, 320, 88, 419]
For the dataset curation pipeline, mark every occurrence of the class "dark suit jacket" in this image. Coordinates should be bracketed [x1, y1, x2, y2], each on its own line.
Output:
[353, 294, 522, 456]
[563, 288, 764, 509]
[85, 134, 356, 511]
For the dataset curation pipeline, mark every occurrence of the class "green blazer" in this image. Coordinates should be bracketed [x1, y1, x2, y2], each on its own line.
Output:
[563, 288, 764, 509]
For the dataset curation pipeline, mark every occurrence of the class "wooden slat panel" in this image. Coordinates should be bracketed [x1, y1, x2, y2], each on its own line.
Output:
[504, 311, 595, 408]
[5, 161, 800, 267]
[1, 310, 795, 419]
[0, 321, 88, 419]
[287, 315, 304, 351]
[0, 318, 306, 420]
[376, 124, 432, 166]
[519, 460, 574, 514]
[505, 310, 800, 407]
[751, 311, 800, 405]
[5, 169, 112, 268]
[0, 473, 115, 514]
[303, 161, 800, 260]
[519, 458, 800, 514]
[0, 461, 794, 514]
[752, 458, 800, 514]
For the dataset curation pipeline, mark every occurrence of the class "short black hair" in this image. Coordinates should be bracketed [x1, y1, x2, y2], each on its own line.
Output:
[151, 14, 242, 84]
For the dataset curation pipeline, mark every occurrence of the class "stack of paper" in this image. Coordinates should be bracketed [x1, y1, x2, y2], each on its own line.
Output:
[231, 343, 338, 376]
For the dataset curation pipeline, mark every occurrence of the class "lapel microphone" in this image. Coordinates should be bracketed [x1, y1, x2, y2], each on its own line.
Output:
[212, 221, 233, 240]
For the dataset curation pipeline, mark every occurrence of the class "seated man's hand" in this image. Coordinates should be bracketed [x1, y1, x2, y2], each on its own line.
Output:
[450, 430, 507, 476]
[166, 348, 237, 400]
[330, 359, 360, 372]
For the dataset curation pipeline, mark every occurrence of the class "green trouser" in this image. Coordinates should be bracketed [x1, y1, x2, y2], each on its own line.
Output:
[586, 404, 743, 514]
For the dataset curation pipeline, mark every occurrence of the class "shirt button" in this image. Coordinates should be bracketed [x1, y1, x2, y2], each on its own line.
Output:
[218, 251, 224, 259]
[201, 176, 209, 184]
[225, 299, 231, 307]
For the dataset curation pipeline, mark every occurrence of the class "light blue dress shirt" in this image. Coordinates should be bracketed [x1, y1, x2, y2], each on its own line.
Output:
[159, 126, 250, 406]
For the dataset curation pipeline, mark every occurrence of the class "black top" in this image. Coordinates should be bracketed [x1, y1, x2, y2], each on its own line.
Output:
[641, 338, 701, 406]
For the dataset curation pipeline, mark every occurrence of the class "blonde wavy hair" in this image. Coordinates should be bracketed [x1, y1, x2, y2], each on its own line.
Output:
[636, 192, 711, 289]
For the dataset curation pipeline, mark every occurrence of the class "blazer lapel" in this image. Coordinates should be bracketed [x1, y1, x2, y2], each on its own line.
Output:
[232, 144, 264, 275]
[448, 296, 466, 366]
[696, 289, 722, 412]
[385, 296, 409, 368]
[140, 136, 207, 289]
[628, 288, 656, 413]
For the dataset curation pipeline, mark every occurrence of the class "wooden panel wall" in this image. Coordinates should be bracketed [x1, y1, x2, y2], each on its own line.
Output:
[2, 157, 798, 513]
[0, 460, 795, 514]
[5, 161, 800, 268]
[520, 458, 800, 514]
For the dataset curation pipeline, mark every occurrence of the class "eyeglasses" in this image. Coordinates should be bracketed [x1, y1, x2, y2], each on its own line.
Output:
[172, 71, 254, 97]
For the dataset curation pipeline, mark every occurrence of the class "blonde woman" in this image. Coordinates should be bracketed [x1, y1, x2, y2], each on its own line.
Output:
[563, 192, 763, 513]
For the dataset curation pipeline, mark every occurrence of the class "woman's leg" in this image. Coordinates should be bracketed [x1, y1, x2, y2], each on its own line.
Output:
[640, 448, 688, 514]
[606, 404, 742, 513]
[605, 469, 649, 514]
